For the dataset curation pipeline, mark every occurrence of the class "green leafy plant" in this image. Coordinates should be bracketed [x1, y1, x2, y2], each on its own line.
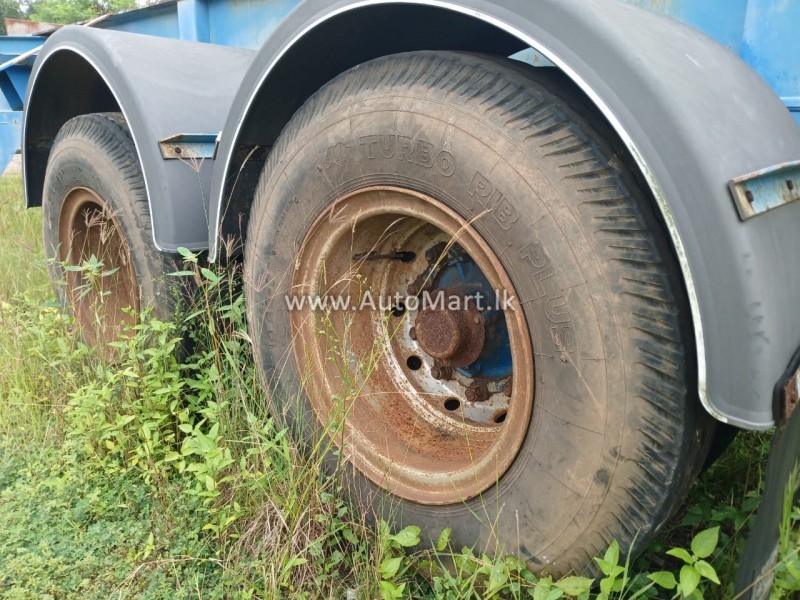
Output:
[377, 523, 421, 599]
[647, 527, 721, 598]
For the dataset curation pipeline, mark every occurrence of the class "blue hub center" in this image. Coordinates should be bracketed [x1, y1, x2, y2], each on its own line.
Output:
[433, 247, 512, 380]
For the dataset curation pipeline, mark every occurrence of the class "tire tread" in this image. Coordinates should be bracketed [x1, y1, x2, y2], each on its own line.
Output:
[245, 51, 711, 575]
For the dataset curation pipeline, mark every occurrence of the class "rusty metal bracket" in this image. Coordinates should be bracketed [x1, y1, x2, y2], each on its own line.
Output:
[728, 159, 800, 221]
[158, 132, 220, 160]
[783, 375, 799, 423]
[779, 357, 800, 424]
[774, 346, 800, 427]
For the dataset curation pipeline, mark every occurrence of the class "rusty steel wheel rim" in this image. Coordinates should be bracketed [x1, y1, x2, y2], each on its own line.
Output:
[291, 186, 534, 504]
[58, 187, 139, 349]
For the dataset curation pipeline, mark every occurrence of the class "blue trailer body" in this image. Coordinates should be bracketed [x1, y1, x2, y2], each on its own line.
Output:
[78, 0, 800, 121]
[89, 0, 300, 49]
[0, 0, 799, 174]
[0, 36, 49, 170]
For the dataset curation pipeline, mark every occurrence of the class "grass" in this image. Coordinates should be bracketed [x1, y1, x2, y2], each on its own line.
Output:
[0, 175, 796, 599]
[0, 177, 48, 301]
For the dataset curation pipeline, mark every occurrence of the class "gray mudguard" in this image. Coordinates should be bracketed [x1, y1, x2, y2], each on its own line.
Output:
[22, 26, 255, 250]
[208, 0, 800, 430]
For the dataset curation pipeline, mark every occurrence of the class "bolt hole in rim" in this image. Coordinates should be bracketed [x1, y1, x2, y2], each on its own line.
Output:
[58, 187, 138, 349]
[444, 398, 461, 412]
[291, 187, 534, 504]
[406, 355, 423, 371]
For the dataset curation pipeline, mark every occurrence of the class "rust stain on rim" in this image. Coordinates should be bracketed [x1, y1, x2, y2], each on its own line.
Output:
[290, 186, 534, 505]
[58, 187, 139, 351]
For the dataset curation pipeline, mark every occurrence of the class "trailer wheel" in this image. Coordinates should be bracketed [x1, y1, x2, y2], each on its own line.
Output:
[245, 52, 711, 575]
[42, 113, 179, 351]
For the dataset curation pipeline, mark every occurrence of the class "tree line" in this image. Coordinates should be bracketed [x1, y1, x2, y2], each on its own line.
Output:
[0, 0, 137, 33]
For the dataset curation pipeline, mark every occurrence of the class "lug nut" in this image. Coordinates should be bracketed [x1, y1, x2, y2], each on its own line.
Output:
[431, 365, 453, 380]
[409, 327, 417, 341]
[503, 380, 513, 398]
[465, 380, 490, 402]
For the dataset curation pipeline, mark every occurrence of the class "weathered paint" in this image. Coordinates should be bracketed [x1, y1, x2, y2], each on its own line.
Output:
[158, 132, 219, 159]
[728, 160, 800, 221]
[741, 0, 800, 118]
[4, 19, 60, 36]
[0, 37, 40, 169]
[0, 36, 46, 63]
[206, 0, 301, 49]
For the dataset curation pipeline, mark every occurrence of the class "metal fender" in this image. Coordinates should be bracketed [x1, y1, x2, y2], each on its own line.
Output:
[22, 25, 255, 251]
[209, 0, 800, 431]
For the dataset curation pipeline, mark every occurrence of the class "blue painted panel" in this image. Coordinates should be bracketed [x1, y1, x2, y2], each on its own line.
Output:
[206, 0, 302, 49]
[7, 67, 31, 101]
[0, 36, 45, 65]
[0, 110, 21, 172]
[741, 0, 800, 109]
[94, 5, 180, 39]
[0, 80, 17, 111]
[177, 0, 210, 41]
[100, 0, 303, 48]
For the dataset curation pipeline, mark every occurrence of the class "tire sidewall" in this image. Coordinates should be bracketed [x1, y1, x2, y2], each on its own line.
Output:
[246, 53, 698, 574]
[42, 117, 174, 318]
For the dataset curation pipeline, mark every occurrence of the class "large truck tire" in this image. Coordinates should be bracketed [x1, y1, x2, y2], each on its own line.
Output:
[244, 52, 713, 575]
[42, 113, 181, 350]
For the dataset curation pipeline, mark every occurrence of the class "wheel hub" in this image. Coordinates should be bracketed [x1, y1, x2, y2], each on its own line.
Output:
[290, 186, 534, 504]
[414, 289, 485, 367]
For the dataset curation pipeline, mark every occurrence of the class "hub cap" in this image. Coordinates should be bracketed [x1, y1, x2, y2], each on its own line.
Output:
[291, 187, 534, 504]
